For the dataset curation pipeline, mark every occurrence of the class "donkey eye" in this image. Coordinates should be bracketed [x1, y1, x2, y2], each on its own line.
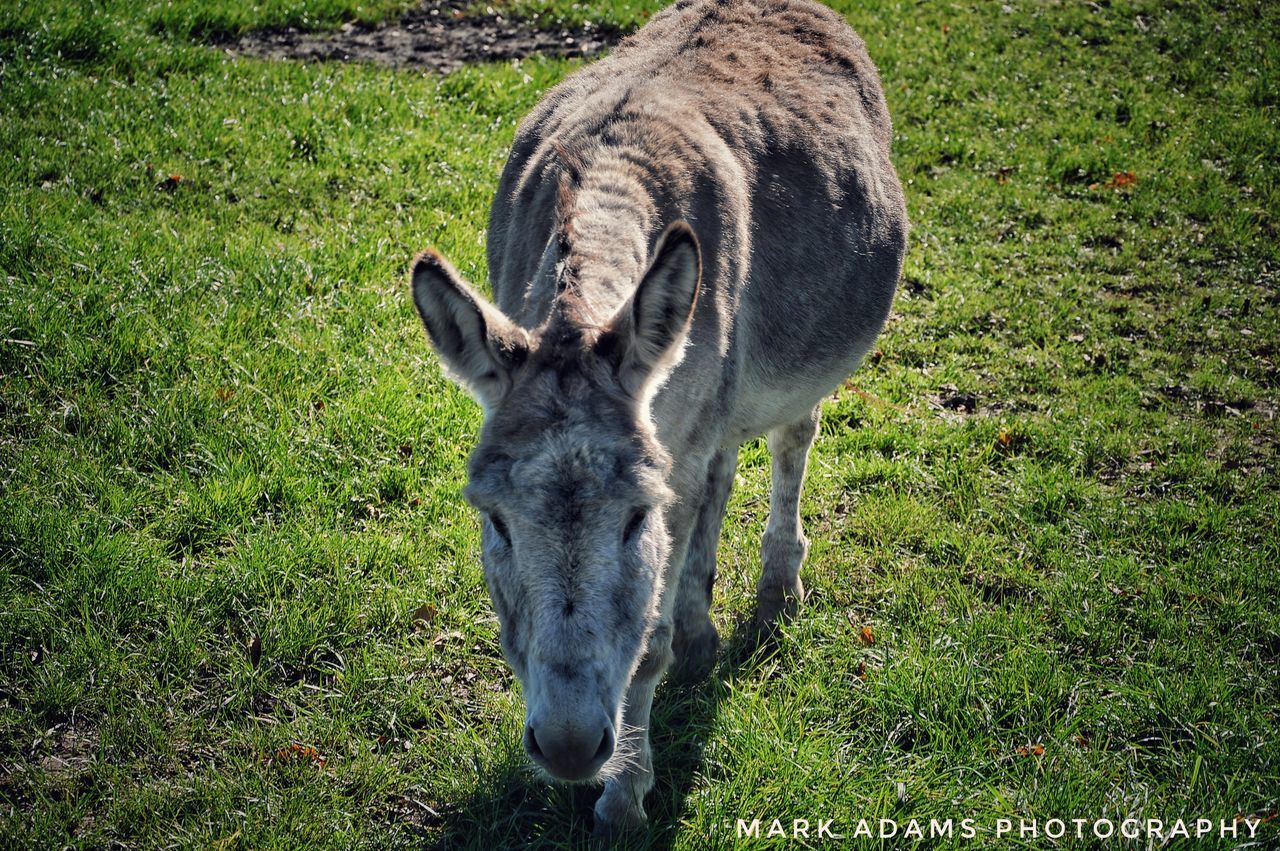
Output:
[623, 509, 648, 544]
[487, 513, 511, 546]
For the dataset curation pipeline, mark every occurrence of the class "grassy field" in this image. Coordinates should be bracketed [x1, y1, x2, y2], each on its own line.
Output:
[2, 0, 1278, 848]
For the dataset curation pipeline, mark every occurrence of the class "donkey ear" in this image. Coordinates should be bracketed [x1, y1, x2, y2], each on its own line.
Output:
[601, 221, 701, 395]
[411, 250, 528, 410]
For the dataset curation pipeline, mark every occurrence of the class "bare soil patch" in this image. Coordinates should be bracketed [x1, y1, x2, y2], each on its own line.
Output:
[225, 2, 626, 73]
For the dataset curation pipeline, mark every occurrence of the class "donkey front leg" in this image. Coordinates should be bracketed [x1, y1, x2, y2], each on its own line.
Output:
[670, 446, 739, 681]
[757, 405, 820, 624]
[594, 475, 703, 836]
[593, 622, 672, 837]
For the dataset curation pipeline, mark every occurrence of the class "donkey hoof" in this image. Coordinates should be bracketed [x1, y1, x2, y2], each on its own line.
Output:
[755, 578, 806, 626]
[592, 798, 647, 847]
[591, 818, 641, 849]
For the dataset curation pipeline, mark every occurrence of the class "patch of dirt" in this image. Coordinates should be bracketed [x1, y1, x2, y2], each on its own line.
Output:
[224, 2, 627, 73]
[37, 724, 99, 778]
[960, 571, 1034, 606]
[382, 789, 451, 836]
[928, 385, 979, 416]
[0, 722, 101, 808]
[1154, 384, 1247, 412]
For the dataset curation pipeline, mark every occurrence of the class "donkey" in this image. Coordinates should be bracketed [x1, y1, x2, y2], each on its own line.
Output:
[409, 0, 906, 835]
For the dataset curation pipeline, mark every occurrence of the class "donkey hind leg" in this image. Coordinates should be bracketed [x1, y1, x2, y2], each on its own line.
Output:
[757, 405, 821, 624]
[593, 622, 671, 836]
[670, 446, 739, 682]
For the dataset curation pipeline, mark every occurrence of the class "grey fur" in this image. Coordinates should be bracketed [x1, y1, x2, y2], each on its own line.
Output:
[410, 0, 906, 833]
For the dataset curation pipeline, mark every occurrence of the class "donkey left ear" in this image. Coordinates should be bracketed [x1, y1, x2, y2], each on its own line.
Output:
[411, 250, 528, 410]
[600, 221, 701, 395]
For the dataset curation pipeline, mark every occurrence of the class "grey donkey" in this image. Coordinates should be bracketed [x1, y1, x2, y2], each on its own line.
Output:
[408, 0, 906, 836]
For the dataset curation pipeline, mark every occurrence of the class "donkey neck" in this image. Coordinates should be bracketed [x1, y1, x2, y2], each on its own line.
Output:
[547, 146, 673, 329]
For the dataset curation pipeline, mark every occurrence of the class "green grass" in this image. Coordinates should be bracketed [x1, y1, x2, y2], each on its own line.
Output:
[1, 0, 1277, 848]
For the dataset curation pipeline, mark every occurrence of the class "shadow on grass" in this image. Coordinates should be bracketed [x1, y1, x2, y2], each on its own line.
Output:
[424, 614, 789, 850]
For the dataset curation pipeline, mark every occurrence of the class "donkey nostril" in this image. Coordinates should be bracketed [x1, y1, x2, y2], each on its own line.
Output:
[593, 725, 614, 762]
[525, 725, 544, 758]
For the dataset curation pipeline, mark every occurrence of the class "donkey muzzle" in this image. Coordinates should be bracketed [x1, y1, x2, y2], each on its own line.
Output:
[524, 709, 616, 782]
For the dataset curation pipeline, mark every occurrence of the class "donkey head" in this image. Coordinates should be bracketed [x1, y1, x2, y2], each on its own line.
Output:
[410, 222, 700, 782]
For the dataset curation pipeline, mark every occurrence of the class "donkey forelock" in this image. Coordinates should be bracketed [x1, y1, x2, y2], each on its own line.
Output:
[465, 346, 676, 516]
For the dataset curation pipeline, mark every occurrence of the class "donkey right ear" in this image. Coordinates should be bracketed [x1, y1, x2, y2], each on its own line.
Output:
[411, 251, 528, 410]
